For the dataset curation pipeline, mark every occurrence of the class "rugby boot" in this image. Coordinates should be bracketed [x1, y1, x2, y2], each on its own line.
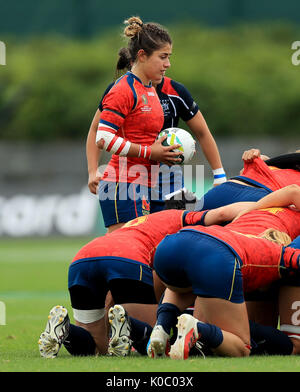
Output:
[147, 325, 170, 358]
[38, 305, 70, 358]
[108, 305, 132, 357]
[169, 313, 199, 360]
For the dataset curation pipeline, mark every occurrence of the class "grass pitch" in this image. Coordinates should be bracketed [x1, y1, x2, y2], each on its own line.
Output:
[1, 237, 300, 373]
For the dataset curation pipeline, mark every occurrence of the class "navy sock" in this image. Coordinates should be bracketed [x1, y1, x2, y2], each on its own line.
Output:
[63, 324, 96, 356]
[129, 317, 153, 356]
[156, 303, 181, 335]
[249, 320, 293, 355]
[196, 321, 223, 348]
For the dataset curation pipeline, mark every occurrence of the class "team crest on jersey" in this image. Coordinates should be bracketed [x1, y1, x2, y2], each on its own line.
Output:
[140, 94, 152, 112]
[161, 99, 170, 116]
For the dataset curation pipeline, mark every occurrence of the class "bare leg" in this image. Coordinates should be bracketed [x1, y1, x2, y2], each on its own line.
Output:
[122, 303, 158, 327]
[169, 295, 250, 359]
[163, 287, 196, 311]
[212, 330, 250, 357]
[193, 296, 205, 321]
[197, 296, 250, 353]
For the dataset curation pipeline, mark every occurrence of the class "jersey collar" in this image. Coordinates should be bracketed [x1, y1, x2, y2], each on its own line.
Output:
[126, 71, 153, 88]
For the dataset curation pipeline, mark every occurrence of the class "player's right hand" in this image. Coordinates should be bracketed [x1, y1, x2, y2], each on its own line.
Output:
[150, 135, 182, 165]
[242, 148, 261, 162]
[88, 170, 102, 194]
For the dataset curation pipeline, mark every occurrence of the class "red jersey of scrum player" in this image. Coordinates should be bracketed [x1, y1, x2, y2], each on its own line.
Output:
[72, 209, 207, 266]
[181, 206, 300, 292]
[233, 157, 300, 192]
[98, 71, 164, 187]
[226, 205, 300, 240]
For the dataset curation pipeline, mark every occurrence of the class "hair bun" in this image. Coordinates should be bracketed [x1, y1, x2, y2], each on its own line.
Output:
[116, 48, 131, 71]
[124, 16, 143, 38]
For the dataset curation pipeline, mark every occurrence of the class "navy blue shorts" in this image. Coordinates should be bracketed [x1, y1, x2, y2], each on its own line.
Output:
[153, 230, 244, 303]
[68, 257, 156, 309]
[195, 181, 270, 211]
[99, 181, 151, 227]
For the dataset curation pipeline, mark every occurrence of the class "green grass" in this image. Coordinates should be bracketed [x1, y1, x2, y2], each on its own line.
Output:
[1, 237, 300, 372]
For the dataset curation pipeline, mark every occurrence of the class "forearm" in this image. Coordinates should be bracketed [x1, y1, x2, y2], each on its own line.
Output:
[186, 112, 226, 185]
[187, 112, 223, 170]
[198, 131, 223, 170]
[96, 130, 152, 159]
[87, 109, 102, 174]
[204, 202, 256, 225]
[87, 129, 102, 174]
[248, 185, 300, 211]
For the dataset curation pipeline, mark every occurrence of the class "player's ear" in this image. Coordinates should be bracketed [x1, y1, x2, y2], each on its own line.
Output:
[137, 49, 147, 62]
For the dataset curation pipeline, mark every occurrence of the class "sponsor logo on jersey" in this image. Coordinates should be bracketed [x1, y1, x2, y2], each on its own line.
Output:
[141, 106, 152, 112]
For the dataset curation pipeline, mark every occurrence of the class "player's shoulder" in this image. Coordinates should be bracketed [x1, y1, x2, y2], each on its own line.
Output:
[109, 72, 132, 92]
[99, 82, 115, 110]
[102, 72, 137, 108]
[160, 77, 191, 97]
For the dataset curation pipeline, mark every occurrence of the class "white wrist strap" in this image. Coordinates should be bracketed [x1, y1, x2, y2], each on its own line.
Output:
[213, 168, 227, 185]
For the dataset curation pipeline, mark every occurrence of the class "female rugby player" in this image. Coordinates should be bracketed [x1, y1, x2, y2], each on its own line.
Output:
[88, 17, 183, 233]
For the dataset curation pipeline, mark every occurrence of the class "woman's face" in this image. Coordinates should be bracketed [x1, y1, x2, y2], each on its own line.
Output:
[140, 43, 172, 84]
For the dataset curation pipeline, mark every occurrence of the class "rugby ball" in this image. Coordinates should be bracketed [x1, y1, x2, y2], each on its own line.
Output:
[158, 127, 196, 164]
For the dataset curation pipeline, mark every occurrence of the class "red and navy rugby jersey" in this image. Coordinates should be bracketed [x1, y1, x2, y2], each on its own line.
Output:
[232, 157, 300, 192]
[227, 206, 300, 240]
[155, 77, 199, 129]
[72, 209, 207, 268]
[99, 77, 199, 130]
[99, 72, 164, 187]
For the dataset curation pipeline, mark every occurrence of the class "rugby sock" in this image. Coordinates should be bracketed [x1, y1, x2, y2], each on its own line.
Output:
[249, 320, 293, 355]
[196, 321, 224, 348]
[156, 303, 182, 335]
[129, 317, 153, 355]
[63, 324, 96, 356]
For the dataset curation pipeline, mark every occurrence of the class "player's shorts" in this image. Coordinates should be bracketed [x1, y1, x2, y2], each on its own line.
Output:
[153, 230, 244, 303]
[68, 257, 156, 310]
[150, 164, 184, 213]
[195, 181, 270, 211]
[99, 180, 151, 227]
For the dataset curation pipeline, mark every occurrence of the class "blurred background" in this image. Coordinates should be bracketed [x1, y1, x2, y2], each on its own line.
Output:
[0, 0, 300, 238]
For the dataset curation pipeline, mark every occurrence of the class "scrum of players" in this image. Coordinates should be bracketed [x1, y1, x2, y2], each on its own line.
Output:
[38, 148, 300, 360]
